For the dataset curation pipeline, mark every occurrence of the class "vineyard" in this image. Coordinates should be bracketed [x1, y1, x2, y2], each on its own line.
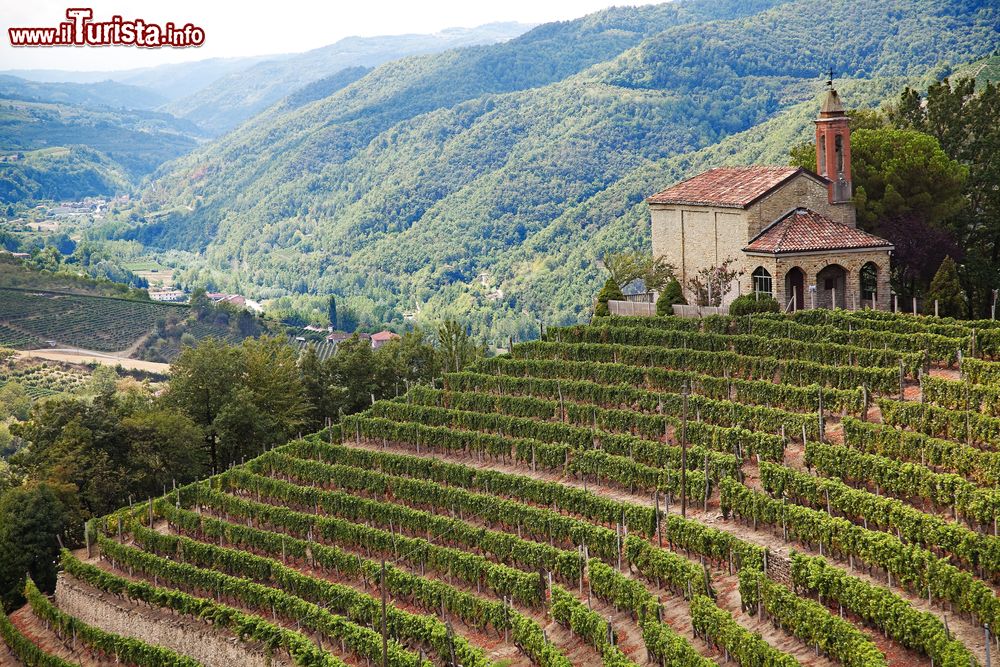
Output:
[7, 308, 1000, 667]
[0, 360, 91, 399]
[0, 288, 188, 353]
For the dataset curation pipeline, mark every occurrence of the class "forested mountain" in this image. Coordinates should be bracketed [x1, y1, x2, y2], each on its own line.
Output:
[0, 76, 167, 110]
[164, 22, 533, 134]
[0, 96, 205, 203]
[124, 0, 999, 342]
[1, 57, 274, 102]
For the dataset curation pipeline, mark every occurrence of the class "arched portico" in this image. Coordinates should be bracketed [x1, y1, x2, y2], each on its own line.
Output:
[859, 262, 879, 309]
[784, 267, 805, 311]
[815, 264, 848, 309]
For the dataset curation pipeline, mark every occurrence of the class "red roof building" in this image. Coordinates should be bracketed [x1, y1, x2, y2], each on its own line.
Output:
[370, 330, 400, 349]
[647, 82, 893, 312]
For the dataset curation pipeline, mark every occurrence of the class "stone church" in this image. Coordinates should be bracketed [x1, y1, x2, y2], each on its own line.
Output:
[648, 83, 893, 311]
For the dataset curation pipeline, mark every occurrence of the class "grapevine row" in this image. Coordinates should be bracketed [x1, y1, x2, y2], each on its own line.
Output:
[286, 437, 766, 572]
[549, 586, 638, 667]
[584, 560, 717, 667]
[427, 376, 816, 442]
[842, 416, 1000, 487]
[470, 356, 865, 414]
[805, 439, 1000, 527]
[341, 413, 713, 500]
[212, 466, 587, 580]
[0, 605, 75, 667]
[156, 501, 545, 607]
[603, 314, 965, 364]
[97, 535, 461, 667]
[922, 375, 1000, 417]
[545, 324, 923, 374]
[60, 550, 346, 667]
[437, 375, 788, 462]
[878, 397, 1000, 449]
[790, 552, 976, 667]
[736, 568, 886, 667]
[962, 358, 1000, 386]
[127, 521, 515, 667]
[720, 479, 1000, 630]
[759, 461, 1000, 578]
[380, 394, 738, 478]
[240, 453, 630, 564]
[24, 577, 204, 667]
[512, 340, 900, 393]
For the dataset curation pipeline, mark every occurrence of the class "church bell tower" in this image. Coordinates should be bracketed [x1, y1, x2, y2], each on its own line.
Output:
[814, 74, 855, 226]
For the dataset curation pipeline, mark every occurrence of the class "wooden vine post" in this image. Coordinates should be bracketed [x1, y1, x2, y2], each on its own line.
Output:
[817, 387, 825, 441]
[381, 559, 388, 667]
[681, 381, 689, 519]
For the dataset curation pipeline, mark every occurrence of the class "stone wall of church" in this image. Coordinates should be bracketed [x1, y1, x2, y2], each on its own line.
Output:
[650, 204, 745, 303]
[745, 173, 855, 235]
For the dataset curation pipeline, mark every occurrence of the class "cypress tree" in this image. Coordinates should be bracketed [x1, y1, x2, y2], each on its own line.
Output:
[924, 255, 966, 318]
[594, 278, 624, 317]
[656, 278, 687, 315]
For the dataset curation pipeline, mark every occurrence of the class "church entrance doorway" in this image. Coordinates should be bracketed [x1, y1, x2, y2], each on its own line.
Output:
[785, 267, 805, 311]
[816, 264, 847, 309]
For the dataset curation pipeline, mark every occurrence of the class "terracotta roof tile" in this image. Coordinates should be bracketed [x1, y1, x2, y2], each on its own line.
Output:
[646, 166, 810, 208]
[744, 208, 893, 254]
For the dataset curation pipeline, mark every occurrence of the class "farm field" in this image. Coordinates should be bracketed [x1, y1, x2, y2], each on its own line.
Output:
[6, 308, 1000, 667]
[125, 262, 176, 289]
[0, 288, 188, 353]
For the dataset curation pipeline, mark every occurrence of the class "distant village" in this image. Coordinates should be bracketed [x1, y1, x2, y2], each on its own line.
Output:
[34, 195, 130, 220]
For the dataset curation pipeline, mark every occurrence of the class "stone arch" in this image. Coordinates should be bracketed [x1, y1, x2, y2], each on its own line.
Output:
[785, 266, 805, 311]
[815, 263, 848, 309]
[751, 266, 773, 297]
[859, 261, 879, 308]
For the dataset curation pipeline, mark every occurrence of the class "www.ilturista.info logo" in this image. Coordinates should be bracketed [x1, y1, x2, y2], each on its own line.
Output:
[8, 8, 205, 48]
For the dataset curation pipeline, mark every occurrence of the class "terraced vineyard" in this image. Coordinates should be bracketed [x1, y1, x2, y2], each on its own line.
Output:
[0, 288, 187, 353]
[7, 308, 1000, 667]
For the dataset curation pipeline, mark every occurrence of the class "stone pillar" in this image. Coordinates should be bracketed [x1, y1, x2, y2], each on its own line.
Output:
[877, 259, 892, 311]
[774, 269, 788, 310]
[844, 263, 860, 311]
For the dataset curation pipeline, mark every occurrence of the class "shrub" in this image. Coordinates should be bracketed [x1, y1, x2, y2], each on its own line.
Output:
[594, 278, 625, 317]
[656, 278, 686, 315]
[729, 293, 780, 316]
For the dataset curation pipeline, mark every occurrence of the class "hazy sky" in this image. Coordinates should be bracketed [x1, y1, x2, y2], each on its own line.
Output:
[1, 0, 662, 71]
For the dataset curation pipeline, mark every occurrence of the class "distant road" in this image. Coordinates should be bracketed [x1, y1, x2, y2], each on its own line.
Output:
[16, 349, 170, 373]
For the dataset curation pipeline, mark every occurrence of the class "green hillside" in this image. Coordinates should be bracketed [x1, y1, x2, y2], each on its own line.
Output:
[0, 94, 205, 203]
[0, 256, 265, 359]
[0, 75, 167, 110]
[122, 0, 999, 342]
[164, 23, 534, 135]
[0, 145, 129, 203]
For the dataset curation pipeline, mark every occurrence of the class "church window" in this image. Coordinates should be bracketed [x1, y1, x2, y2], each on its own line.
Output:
[860, 263, 878, 300]
[835, 134, 844, 174]
[751, 267, 773, 296]
[818, 139, 827, 176]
